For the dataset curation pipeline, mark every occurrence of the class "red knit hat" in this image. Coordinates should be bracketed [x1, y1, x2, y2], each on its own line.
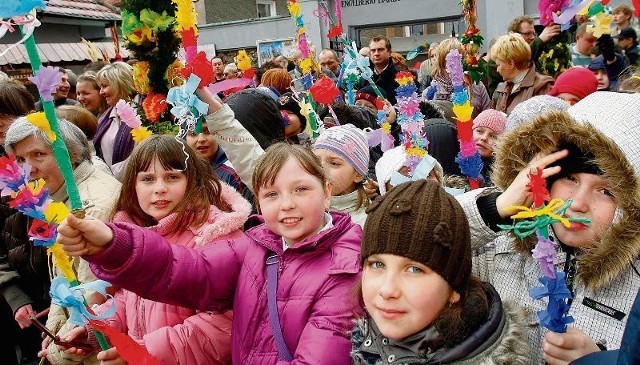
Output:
[548, 67, 598, 101]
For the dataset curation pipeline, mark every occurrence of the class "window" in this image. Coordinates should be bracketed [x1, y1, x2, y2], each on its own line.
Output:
[257, 0, 276, 18]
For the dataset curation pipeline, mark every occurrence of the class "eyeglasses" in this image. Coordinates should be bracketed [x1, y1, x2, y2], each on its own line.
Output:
[518, 31, 536, 37]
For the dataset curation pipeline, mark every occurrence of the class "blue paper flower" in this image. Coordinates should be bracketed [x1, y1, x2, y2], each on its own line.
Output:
[455, 151, 484, 179]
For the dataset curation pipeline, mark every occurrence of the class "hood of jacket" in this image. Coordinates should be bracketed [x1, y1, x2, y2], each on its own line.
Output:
[114, 182, 251, 246]
[491, 91, 640, 290]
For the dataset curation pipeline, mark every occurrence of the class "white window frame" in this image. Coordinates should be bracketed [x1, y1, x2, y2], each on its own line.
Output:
[257, 0, 276, 18]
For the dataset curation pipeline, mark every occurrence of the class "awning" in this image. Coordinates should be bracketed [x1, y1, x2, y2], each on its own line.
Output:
[0, 41, 130, 66]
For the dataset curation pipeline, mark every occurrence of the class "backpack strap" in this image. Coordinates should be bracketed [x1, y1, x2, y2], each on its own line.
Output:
[266, 252, 294, 361]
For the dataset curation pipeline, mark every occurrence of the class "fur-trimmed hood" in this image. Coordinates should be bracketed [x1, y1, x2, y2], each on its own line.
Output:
[113, 182, 251, 246]
[491, 92, 640, 290]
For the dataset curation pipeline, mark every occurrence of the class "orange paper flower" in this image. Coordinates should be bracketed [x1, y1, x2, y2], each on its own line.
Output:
[142, 93, 168, 123]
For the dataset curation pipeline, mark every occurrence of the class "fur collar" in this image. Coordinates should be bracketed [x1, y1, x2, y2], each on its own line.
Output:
[491, 109, 640, 290]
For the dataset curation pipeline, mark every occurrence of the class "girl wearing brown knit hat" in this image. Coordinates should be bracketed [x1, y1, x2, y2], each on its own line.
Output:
[351, 180, 529, 364]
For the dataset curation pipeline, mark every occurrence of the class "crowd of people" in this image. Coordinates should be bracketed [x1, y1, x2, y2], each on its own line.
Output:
[0, 4, 640, 365]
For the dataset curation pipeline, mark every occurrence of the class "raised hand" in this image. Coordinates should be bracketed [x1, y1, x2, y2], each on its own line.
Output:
[57, 214, 114, 257]
[495, 149, 568, 218]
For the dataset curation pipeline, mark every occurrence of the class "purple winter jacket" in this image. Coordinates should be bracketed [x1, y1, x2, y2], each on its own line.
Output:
[86, 211, 363, 365]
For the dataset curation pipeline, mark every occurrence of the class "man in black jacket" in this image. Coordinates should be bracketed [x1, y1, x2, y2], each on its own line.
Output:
[359, 35, 404, 105]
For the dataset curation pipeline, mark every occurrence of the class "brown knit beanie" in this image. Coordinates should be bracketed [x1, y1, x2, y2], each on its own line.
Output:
[362, 180, 472, 295]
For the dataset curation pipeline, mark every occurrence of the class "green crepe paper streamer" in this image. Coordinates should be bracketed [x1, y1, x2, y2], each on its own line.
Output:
[588, 2, 605, 17]
[306, 94, 320, 138]
[194, 113, 203, 134]
[21, 26, 111, 352]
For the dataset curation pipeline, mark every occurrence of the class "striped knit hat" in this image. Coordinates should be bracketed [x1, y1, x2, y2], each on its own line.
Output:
[313, 124, 370, 178]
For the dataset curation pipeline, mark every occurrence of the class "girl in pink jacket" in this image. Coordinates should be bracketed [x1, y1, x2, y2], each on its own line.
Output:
[66, 135, 251, 364]
[57, 142, 362, 365]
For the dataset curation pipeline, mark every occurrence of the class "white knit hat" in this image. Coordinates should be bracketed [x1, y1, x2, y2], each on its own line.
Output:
[375, 146, 407, 196]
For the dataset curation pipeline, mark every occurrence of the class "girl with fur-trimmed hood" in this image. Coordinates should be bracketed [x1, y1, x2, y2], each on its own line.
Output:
[456, 91, 640, 364]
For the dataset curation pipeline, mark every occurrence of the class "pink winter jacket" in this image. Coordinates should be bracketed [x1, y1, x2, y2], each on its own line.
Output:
[94, 183, 251, 364]
[85, 211, 363, 365]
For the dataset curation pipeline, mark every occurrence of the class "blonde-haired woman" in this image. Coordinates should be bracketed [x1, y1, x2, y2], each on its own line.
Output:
[94, 62, 137, 180]
[489, 33, 554, 114]
[430, 37, 490, 118]
[76, 72, 107, 117]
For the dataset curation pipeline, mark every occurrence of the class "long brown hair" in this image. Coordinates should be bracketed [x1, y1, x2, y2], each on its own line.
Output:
[111, 135, 230, 234]
[433, 277, 489, 347]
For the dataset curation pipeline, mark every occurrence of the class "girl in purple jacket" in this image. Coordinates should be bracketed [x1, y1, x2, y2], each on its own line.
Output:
[57, 142, 363, 365]
[58, 135, 251, 364]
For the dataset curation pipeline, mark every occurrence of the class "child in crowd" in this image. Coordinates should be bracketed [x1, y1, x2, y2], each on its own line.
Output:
[472, 108, 507, 186]
[456, 92, 640, 364]
[186, 121, 254, 205]
[277, 92, 309, 143]
[56, 142, 362, 365]
[548, 67, 598, 105]
[352, 180, 529, 364]
[313, 124, 370, 226]
[61, 135, 251, 364]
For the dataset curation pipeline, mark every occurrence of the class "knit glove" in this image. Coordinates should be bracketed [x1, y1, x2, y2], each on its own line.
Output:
[597, 34, 616, 62]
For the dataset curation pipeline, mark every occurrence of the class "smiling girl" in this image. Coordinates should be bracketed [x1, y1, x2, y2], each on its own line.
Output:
[55, 142, 362, 364]
[59, 135, 252, 364]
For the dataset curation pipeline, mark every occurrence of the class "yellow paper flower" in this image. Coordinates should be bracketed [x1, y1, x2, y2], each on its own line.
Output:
[406, 147, 426, 157]
[44, 201, 71, 225]
[507, 199, 571, 227]
[48, 244, 77, 282]
[587, 13, 613, 38]
[26, 112, 56, 141]
[381, 122, 391, 133]
[131, 126, 152, 143]
[27, 178, 46, 196]
[288, 2, 301, 17]
[127, 25, 156, 45]
[299, 58, 314, 74]
[236, 50, 252, 71]
[172, 0, 198, 33]
[396, 75, 414, 86]
[452, 101, 474, 122]
[133, 61, 151, 95]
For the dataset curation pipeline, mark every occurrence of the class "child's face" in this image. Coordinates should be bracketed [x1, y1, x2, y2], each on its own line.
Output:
[362, 254, 459, 340]
[135, 157, 188, 221]
[472, 127, 497, 158]
[355, 99, 377, 114]
[186, 124, 219, 161]
[313, 148, 362, 196]
[550, 173, 617, 248]
[282, 111, 303, 138]
[592, 69, 610, 90]
[257, 156, 331, 246]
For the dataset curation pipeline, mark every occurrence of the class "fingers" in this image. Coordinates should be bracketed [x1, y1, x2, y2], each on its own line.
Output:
[542, 328, 600, 364]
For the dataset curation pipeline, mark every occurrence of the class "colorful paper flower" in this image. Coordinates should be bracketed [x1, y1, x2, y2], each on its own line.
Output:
[142, 93, 168, 123]
[132, 61, 151, 95]
[26, 112, 56, 141]
[131, 127, 153, 143]
[28, 66, 61, 102]
[310, 77, 341, 104]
